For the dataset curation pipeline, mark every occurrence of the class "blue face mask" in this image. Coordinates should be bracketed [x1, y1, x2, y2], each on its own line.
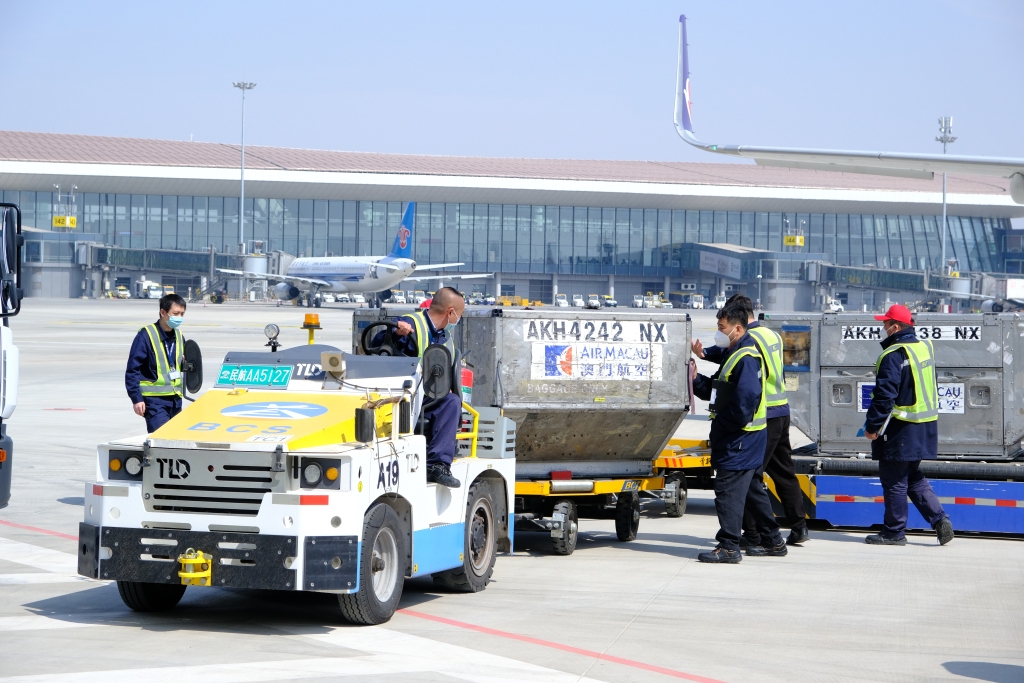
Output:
[445, 312, 460, 334]
[167, 316, 184, 329]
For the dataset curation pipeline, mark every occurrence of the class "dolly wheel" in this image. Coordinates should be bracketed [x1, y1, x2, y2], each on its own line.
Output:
[615, 492, 640, 542]
[551, 499, 578, 556]
[664, 475, 688, 518]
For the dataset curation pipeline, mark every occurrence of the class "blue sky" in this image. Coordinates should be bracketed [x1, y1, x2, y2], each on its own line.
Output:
[2, 1, 1022, 162]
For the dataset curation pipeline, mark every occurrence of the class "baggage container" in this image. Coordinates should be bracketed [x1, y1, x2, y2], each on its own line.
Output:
[354, 307, 693, 554]
[761, 312, 1023, 461]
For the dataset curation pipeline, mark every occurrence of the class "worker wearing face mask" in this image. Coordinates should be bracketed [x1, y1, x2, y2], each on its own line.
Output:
[863, 304, 953, 546]
[125, 293, 187, 433]
[383, 286, 466, 488]
[691, 300, 786, 563]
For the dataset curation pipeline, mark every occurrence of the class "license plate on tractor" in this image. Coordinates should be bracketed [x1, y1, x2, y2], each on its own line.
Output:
[217, 364, 293, 388]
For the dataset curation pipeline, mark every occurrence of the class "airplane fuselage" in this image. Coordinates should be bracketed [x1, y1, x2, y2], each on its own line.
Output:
[283, 256, 416, 294]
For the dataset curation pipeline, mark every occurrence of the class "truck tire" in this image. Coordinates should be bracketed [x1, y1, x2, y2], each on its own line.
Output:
[116, 581, 186, 612]
[338, 503, 406, 625]
[615, 492, 640, 542]
[664, 475, 688, 518]
[550, 499, 578, 556]
[433, 479, 497, 592]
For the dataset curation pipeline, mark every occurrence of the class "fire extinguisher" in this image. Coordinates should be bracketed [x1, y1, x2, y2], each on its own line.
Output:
[460, 366, 474, 405]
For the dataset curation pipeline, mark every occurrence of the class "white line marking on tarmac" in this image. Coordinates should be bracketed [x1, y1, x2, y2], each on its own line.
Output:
[0, 618, 601, 682]
[0, 573, 91, 586]
[0, 537, 80, 575]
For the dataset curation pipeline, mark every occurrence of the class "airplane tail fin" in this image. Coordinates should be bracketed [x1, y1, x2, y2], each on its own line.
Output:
[674, 15, 695, 136]
[388, 203, 415, 259]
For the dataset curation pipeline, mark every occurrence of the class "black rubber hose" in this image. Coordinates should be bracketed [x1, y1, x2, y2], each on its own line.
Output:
[793, 456, 1024, 481]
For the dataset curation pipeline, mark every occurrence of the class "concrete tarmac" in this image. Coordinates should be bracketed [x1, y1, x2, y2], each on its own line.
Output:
[1, 299, 1022, 682]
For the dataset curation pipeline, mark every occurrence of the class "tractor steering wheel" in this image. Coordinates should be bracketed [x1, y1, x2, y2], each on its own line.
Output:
[361, 321, 402, 356]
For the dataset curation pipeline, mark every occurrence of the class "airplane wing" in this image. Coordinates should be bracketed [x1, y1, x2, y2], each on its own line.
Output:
[403, 273, 493, 282]
[673, 15, 1024, 202]
[414, 262, 464, 271]
[216, 269, 330, 288]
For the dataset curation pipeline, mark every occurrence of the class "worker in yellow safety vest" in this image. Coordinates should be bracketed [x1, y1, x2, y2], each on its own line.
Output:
[691, 299, 785, 563]
[388, 287, 465, 488]
[693, 294, 810, 549]
[863, 304, 953, 546]
[125, 294, 187, 432]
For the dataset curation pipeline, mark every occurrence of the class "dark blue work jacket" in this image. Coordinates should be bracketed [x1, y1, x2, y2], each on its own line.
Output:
[693, 332, 767, 470]
[866, 328, 938, 462]
[125, 322, 181, 408]
[704, 321, 789, 419]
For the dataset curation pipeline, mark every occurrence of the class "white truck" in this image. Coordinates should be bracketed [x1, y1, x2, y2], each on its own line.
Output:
[78, 327, 514, 625]
[571, 294, 585, 307]
[554, 293, 569, 307]
[0, 203, 21, 509]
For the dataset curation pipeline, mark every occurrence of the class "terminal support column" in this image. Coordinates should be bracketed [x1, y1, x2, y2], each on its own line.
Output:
[608, 273, 615, 299]
[551, 273, 558, 304]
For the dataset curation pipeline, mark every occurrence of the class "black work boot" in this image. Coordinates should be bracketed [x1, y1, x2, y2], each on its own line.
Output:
[427, 464, 461, 488]
[787, 526, 810, 546]
[935, 518, 954, 546]
[865, 533, 907, 545]
[697, 546, 742, 564]
[738, 532, 761, 550]
[746, 539, 788, 557]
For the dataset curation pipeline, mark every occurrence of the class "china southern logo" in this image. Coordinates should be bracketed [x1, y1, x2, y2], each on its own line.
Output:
[544, 345, 573, 377]
[220, 402, 328, 420]
[398, 225, 411, 249]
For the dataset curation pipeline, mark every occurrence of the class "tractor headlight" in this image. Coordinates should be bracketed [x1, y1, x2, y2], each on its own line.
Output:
[264, 323, 280, 340]
[124, 456, 142, 476]
[303, 462, 323, 487]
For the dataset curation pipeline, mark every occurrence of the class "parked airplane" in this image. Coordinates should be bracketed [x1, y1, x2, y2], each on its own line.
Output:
[219, 203, 491, 305]
[673, 15, 1024, 204]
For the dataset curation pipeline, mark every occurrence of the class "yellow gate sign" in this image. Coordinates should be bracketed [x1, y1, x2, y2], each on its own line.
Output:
[52, 216, 77, 228]
[783, 235, 804, 247]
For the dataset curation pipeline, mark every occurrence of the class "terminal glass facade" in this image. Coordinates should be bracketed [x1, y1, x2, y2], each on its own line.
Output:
[3, 190, 1010, 275]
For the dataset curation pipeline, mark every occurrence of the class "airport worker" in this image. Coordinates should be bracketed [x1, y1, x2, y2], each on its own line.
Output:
[863, 304, 954, 546]
[692, 300, 786, 563]
[693, 294, 810, 547]
[386, 286, 465, 489]
[125, 293, 187, 433]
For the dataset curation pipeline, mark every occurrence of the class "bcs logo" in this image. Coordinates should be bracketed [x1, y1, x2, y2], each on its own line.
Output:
[398, 225, 411, 249]
[544, 345, 573, 377]
[220, 402, 328, 420]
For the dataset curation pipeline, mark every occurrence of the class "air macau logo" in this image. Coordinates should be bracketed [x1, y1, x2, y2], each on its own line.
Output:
[220, 402, 328, 420]
[398, 225, 411, 249]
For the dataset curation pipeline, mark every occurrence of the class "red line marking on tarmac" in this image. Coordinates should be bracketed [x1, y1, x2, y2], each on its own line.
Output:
[955, 497, 975, 505]
[995, 499, 1015, 507]
[399, 608, 726, 683]
[834, 495, 855, 503]
[0, 519, 78, 541]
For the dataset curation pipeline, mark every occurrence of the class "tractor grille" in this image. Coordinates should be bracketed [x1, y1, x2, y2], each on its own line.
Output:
[143, 448, 287, 516]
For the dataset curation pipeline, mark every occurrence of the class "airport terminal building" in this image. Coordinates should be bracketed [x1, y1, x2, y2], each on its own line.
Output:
[1, 130, 1021, 309]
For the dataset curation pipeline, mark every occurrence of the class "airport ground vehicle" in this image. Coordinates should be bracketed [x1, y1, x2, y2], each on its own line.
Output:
[115, 286, 131, 299]
[352, 294, 366, 304]
[322, 294, 335, 303]
[135, 280, 163, 299]
[571, 294, 585, 307]
[78, 322, 514, 624]
[686, 294, 704, 309]
[631, 295, 644, 308]
[585, 294, 602, 310]
[662, 312, 1024, 535]
[354, 307, 692, 555]
[825, 298, 844, 313]
[555, 294, 569, 307]
[0, 204, 22, 508]
[163, 285, 175, 295]
[710, 294, 727, 309]
[391, 292, 407, 304]
[602, 295, 617, 308]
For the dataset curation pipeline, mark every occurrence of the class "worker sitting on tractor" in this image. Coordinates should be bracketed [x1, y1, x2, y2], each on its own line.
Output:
[379, 286, 465, 488]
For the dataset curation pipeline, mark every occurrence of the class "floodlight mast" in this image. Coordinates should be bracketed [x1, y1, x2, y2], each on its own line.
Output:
[233, 81, 256, 255]
[936, 117, 957, 275]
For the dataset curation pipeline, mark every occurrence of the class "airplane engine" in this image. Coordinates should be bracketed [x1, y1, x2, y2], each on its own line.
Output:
[273, 282, 301, 301]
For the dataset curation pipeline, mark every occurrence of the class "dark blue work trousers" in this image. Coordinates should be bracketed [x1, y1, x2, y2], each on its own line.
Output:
[877, 460, 948, 537]
[714, 467, 783, 551]
[144, 396, 182, 433]
[424, 392, 461, 467]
